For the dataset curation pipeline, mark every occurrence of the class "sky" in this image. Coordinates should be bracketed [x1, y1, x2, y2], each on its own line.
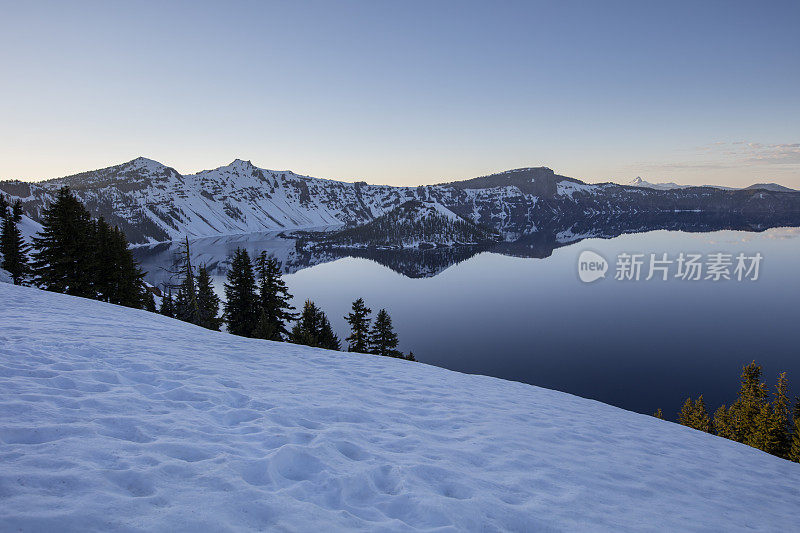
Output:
[1, 0, 798, 188]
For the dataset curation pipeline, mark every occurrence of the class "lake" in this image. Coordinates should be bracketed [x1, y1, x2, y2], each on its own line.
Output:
[133, 226, 800, 417]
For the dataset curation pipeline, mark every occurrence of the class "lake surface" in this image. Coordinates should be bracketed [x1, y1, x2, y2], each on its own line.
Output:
[133, 227, 800, 417]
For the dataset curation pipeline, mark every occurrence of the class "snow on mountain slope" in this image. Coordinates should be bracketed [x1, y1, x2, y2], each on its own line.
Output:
[4, 159, 800, 246]
[1, 158, 424, 245]
[627, 177, 691, 190]
[17, 214, 42, 243]
[1, 284, 799, 531]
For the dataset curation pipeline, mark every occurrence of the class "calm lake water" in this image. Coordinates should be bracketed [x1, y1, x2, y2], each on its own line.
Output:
[133, 227, 800, 417]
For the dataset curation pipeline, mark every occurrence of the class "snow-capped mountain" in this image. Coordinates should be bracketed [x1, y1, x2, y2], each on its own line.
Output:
[627, 177, 693, 190]
[2, 159, 799, 245]
[2, 282, 800, 530]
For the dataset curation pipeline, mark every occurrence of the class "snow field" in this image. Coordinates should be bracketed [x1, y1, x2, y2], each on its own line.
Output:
[1, 283, 799, 531]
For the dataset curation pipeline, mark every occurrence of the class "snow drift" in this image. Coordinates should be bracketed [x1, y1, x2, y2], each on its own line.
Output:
[1, 283, 798, 531]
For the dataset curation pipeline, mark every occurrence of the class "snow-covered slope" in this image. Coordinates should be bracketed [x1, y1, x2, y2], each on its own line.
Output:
[1, 284, 799, 531]
[17, 213, 42, 243]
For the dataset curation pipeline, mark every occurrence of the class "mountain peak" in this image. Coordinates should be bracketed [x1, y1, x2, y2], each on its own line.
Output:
[744, 183, 797, 192]
[229, 158, 255, 169]
[124, 157, 169, 173]
[127, 156, 162, 166]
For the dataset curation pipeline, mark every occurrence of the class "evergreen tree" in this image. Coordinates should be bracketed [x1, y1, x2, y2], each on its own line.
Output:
[789, 398, 800, 463]
[253, 310, 277, 341]
[653, 408, 664, 420]
[369, 308, 400, 357]
[692, 395, 711, 433]
[713, 361, 767, 445]
[0, 194, 7, 217]
[11, 199, 23, 223]
[196, 265, 221, 331]
[143, 289, 156, 313]
[405, 351, 416, 362]
[173, 237, 201, 324]
[345, 298, 372, 353]
[223, 248, 259, 337]
[713, 404, 734, 440]
[160, 289, 175, 318]
[753, 372, 791, 457]
[1, 200, 30, 284]
[677, 396, 711, 432]
[92, 217, 146, 308]
[31, 187, 96, 297]
[253, 251, 296, 341]
[289, 300, 340, 350]
[318, 314, 341, 351]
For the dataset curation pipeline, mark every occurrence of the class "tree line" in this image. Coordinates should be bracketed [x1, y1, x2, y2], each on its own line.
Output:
[1, 188, 153, 310]
[160, 243, 415, 360]
[655, 361, 800, 463]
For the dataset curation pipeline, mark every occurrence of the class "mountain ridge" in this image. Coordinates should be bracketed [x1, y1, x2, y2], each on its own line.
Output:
[2, 157, 800, 245]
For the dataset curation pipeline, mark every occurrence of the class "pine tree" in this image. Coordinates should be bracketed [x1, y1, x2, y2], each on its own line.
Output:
[289, 300, 340, 350]
[11, 199, 23, 223]
[160, 289, 175, 318]
[653, 408, 664, 420]
[254, 251, 296, 341]
[716, 361, 768, 444]
[344, 298, 372, 353]
[31, 187, 96, 297]
[290, 300, 321, 346]
[318, 314, 341, 351]
[678, 398, 695, 427]
[788, 398, 800, 463]
[92, 218, 146, 308]
[173, 237, 201, 324]
[713, 404, 734, 440]
[1, 200, 30, 285]
[753, 372, 791, 457]
[196, 265, 221, 331]
[223, 248, 258, 337]
[693, 395, 711, 433]
[369, 308, 399, 357]
[678, 396, 711, 432]
[143, 289, 156, 313]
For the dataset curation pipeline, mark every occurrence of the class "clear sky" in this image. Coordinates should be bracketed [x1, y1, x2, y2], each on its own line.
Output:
[1, 0, 798, 187]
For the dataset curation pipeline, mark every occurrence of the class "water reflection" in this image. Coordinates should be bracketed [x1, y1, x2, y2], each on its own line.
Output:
[133, 212, 800, 285]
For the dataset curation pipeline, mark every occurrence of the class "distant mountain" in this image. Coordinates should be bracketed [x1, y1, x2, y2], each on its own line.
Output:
[2, 159, 800, 245]
[627, 177, 738, 191]
[628, 177, 692, 190]
[743, 183, 797, 192]
[315, 200, 500, 249]
[627, 177, 797, 192]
